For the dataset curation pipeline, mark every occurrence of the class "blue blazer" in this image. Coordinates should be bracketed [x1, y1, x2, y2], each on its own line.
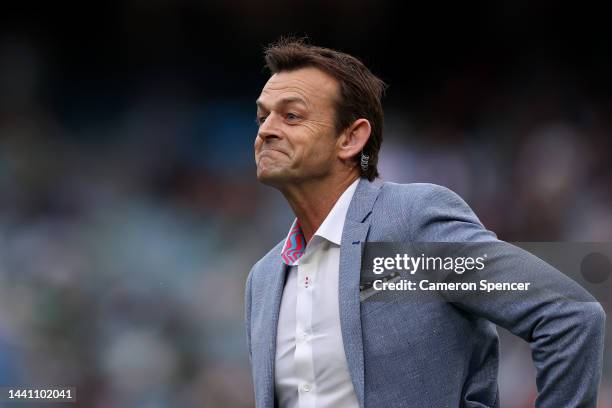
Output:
[245, 178, 605, 407]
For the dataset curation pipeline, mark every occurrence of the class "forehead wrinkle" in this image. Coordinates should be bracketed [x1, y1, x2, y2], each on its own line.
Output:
[257, 87, 313, 112]
[257, 92, 309, 109]
[269, 77, 335, 99]
[262, 72, 338, 107]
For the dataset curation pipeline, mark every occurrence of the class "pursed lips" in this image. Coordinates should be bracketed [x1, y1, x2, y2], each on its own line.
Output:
[259, 148, 288, 157]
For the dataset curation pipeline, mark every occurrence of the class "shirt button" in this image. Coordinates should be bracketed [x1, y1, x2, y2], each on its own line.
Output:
[301, 383, 311, 392]
[297, 331, 308, 342]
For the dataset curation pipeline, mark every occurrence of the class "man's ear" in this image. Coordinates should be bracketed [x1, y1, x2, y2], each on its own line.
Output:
[337, 118, 371, 162]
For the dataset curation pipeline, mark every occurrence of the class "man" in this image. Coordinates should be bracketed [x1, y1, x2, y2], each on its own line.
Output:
[244, 38, 605, 407]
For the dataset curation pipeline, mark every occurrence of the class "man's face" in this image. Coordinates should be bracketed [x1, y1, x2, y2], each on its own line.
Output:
[254, 67, 341, 187]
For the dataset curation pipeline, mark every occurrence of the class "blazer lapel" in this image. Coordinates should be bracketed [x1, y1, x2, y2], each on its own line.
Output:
[339, 220, 370, 408]
[339, 178, 383, 408]
[259, 251, 288, 407]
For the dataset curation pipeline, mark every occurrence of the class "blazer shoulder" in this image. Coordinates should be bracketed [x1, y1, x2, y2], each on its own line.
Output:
[380, 181, 464, 202]
[375, 181, 492, 241]
[378, 181, 472, 215]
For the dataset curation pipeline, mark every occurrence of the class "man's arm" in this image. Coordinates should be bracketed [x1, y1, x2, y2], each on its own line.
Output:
[410, 184, 606, 408]
[244, 266, 254, 363]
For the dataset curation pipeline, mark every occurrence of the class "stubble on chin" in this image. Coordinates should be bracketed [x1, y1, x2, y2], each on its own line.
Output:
[256, 160, 283, 186]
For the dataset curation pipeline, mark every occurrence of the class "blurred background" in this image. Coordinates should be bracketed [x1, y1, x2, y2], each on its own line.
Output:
[0, 1, 611, 407]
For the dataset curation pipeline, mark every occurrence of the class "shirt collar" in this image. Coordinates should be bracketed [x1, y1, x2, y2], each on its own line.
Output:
[280, 178, 360, 265]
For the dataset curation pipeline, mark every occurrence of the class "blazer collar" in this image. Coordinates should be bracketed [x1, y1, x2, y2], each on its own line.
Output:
[346, 177, 384, 223]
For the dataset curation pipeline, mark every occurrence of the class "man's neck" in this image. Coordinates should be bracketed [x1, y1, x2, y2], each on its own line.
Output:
[281, 171, 360, 243]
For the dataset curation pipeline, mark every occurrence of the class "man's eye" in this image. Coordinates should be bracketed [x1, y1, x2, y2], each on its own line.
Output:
[286, 113, 300, 121]
[256, 115, 267, 125]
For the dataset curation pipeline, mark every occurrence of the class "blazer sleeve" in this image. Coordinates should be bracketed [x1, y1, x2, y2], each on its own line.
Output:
[409, 184, 606, 408]
[244, 266, 254, 364]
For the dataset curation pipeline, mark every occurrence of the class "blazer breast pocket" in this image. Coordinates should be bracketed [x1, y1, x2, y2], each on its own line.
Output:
[359, 273, 402, 316]
[359, 273, 401, 301]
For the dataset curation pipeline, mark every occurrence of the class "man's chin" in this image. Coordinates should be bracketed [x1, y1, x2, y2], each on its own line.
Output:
[256, 169, 289, 188]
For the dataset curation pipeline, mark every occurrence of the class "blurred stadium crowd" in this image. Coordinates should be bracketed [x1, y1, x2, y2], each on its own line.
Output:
[1, 2, 611, 407]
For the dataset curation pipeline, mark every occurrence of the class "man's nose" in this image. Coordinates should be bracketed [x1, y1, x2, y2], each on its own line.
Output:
[257, 113, 281, 141]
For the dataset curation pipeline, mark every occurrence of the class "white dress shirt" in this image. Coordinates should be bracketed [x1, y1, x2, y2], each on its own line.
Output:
[275, 178, 360, 408]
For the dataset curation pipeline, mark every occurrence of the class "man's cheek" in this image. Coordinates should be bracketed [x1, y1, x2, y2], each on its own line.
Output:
[254, 137, 263, 151]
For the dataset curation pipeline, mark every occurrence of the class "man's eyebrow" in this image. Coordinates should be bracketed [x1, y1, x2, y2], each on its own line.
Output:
[256, 96, 308, 110]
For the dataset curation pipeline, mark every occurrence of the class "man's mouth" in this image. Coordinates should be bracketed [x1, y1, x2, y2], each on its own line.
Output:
[259, 148, 287, 157]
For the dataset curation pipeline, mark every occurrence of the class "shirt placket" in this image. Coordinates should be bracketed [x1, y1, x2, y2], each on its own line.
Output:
[294, 247, 318, 407]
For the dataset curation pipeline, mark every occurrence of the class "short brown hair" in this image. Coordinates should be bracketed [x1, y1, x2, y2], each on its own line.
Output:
[263, 37, 387, 181]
